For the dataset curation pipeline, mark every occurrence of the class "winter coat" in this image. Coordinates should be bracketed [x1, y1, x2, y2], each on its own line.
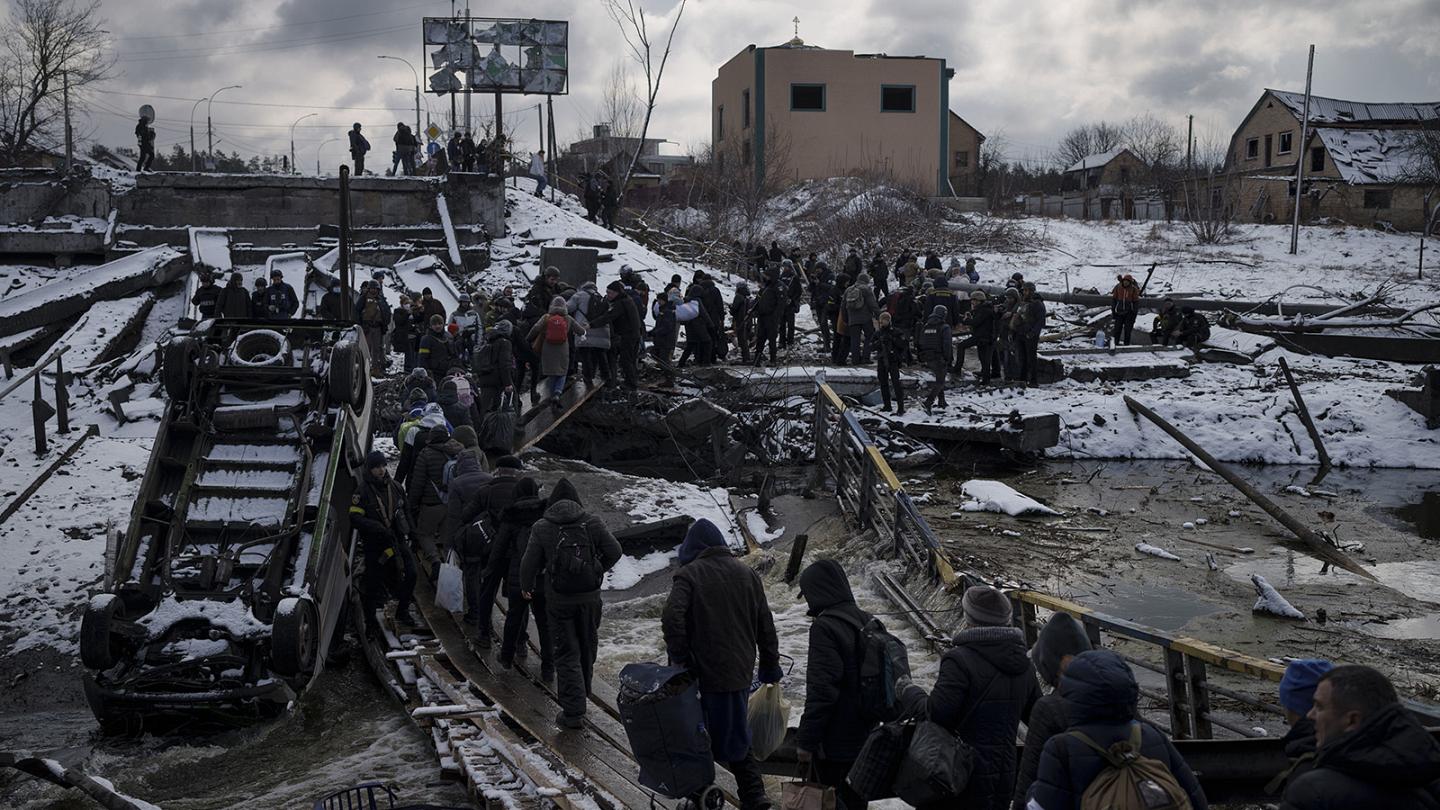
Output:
[494, 492, 547, 589]
[441, 452, 491, 553]
[1268, 717, 1321, 797]
[1013, 694, 1070, 809]
[568, 285, 611, 349]
[1280, 703, 1440, 810]
[590, 292, 641, 340]
[1020, 296, 1047, 340]
[392, 307, 415, 347]
[926, 626, 1041, 810]
[455, 467, 524, 537]
[438, 377, 478, 433]
[525, 313, 584, 377]
[1180, 312, 1211, 344]
[729, 292, 752, 335]
[924, 283, 961, 327]
[917, 316, 953, 365]
[844, 253, 862, 279]
[472, 331, 514, 389]
[1028, 650, 1206, 810]
[795, 559, 875, 762]
[785, 273, 804, 314]
[811, 270, 835, 311]
[1014, 612, 1095, 808]
[924, 253, 944, 271]
[421, 296, 447, 323]
[651, 302, 678, 344]
[888, 288, 919, 329]
[661, 519, 779, 694]
[518, 492, 621, 605]
[348, 129, 371, 157]
[1111, 282, 1140, 315]
[844, 275, 882, 322]
[698, 281, 727, 332]
[191, 283, 220, 318]
[419, 330, 455, 378]
[683, 300, 715, 344]
[350, 473, 406, 550]
[874, 324, 906, 369]
[263, 281, 299, 319]
[356, 294, 391, 330]
[409, 429, 461, 512]
[213, 284, 251, 318]
[753, 282, 783, 321]
[966, 302, 998, 343]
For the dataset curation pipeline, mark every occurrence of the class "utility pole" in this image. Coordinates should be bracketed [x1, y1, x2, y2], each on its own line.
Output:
[1289, 45, 1315, 256]
[207, 85, 242, 171]
[62, 73, 73, 174]
[463, 4, 472, 134]
[338, 165, 352, 305]
[1186, 114, 1193, 175]
[290, 113, 317, 176]
[449, 0, 458, 131]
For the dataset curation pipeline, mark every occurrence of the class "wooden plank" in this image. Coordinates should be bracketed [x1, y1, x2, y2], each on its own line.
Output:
[411, 577, 659, 809]
[518, 380, 605, 451]
[864, 445, 902, 492]
[0, 424, 98, 524]
[817, 382, 847, 414]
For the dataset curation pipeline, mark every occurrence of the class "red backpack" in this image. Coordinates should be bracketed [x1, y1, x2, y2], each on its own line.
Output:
[544, 314, 569, 344]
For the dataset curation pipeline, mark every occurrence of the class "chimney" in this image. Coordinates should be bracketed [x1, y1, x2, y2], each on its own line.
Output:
[594, 123, 612, 139]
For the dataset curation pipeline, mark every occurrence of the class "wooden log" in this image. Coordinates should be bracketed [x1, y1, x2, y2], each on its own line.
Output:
[1277, 356, 1331, 473]
[1122, 395, 1374, 580]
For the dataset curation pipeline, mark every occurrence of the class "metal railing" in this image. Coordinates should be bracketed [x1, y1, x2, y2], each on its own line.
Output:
[812, 380, 1290, 740]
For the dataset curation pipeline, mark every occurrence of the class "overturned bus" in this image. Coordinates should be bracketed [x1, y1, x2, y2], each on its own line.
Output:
[80, 319, 373, 731]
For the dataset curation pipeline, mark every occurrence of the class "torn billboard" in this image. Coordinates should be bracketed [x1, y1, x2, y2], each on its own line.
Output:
[424, 17, 569, 96]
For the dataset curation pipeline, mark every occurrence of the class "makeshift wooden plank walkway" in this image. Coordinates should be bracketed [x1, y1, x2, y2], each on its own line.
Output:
[518, 379, 606, 451]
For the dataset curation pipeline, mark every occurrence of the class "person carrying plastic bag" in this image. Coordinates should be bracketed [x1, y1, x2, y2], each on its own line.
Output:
[662, 518, 783, 810]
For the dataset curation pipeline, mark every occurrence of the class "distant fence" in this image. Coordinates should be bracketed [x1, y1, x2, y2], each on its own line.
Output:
[1025, 191, 1180, 222]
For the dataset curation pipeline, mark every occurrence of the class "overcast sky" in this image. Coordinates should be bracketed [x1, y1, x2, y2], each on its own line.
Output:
[77, 0, 1440, 171]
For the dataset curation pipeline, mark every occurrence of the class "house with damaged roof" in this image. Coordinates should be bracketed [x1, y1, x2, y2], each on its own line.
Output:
[1222, 88, 1439, 231]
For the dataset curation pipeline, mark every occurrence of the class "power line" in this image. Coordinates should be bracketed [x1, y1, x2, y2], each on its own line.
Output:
[102, 90, 416, 114]
[112, 1, 443, 41]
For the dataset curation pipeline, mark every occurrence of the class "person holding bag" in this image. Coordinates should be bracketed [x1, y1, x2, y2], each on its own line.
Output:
[920, 585, 1041, 810]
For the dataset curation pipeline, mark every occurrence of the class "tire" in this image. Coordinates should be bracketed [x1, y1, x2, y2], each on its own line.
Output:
[230, 329, 288, 367]
[271, 596, 318, 678]
[162, 337, 199, 401]
[699, 785, 725, 810]
[80, 594, 121, 670]
[328, 341, 365, 407]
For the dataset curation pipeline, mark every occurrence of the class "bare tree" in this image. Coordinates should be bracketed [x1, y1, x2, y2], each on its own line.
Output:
[1053, 121, 1125, 168]
[1183, 126, 1237, 244]
[1122, 113, 1181, 175]
[975, 131, 1008, 205]
[601, 0, 687, 194]
[0, 0, 112, 167]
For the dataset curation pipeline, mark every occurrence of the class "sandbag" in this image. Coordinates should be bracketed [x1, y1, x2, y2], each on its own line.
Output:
[746, 683, 790, 761]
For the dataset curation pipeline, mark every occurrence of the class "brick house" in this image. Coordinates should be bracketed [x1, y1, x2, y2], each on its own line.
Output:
[1223, 89, 1440, 231]
[712, 35, 983, 197]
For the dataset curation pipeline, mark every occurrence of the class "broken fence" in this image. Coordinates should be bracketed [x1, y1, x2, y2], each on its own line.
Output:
[813, 380, 1316, 741]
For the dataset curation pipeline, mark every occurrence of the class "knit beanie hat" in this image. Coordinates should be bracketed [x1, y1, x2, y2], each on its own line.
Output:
[962, 585, 1012, 627]
[549, 295, 566, 315]
[1280, 659, 1335, 716]
[495, 455, 523, 470]
[453, 424, 479, 449]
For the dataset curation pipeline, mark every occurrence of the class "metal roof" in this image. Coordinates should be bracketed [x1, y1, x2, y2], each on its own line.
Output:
[1268, 89, 1440, 124]
[1315, 128, 1422, 184]
[1065, 148, 1127, 173]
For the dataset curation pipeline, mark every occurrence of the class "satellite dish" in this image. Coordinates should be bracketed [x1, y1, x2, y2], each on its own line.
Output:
[138, 104, 156, 122]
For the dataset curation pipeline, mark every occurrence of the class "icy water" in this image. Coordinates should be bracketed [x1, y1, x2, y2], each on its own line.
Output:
[0, 661, 472, 809]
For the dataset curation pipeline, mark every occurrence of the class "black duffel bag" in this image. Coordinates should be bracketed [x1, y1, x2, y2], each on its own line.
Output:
[892, 719, 976, 805]
[846, 721, 912, 800]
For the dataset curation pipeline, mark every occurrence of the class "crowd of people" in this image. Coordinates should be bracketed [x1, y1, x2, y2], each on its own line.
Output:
[346, 122, 513, 178]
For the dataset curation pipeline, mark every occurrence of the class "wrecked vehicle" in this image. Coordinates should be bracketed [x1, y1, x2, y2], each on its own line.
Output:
[80, 318, 373, 731]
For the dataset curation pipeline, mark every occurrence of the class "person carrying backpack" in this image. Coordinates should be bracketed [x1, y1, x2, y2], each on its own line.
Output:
[1027, 649, 1206, 810]
[518, 478, 621, 729]
[495, 477, 551, 677]
[661, 518, 782, 810]
[525, 296, 584, 408]
[472, 319, 514, 418]
[796, 559, 907, 810]
[925, 585, 1041, 810]
[406, 423, 462, 573]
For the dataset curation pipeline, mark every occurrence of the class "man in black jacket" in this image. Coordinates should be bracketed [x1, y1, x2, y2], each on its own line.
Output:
[751, 272, 782, 365]
[1281, 665, 1440, 810]
[809, 264, 835, 353]
[519, 478, 622, 729]
[796, 559, 876, 810]
[873, 312, 906, 415]
[262, 269, 299, 319]
[453, 456, 526, 647]
[730, 283, 753, 364]
[473, 320, 515, 418]
[191, 273, 221, 319]
[927, 586, 1040, 810]
[348, 123, 370, 175]
[662, 518, 781, 809]
[589, 280, 641, 389]
[350, 451, 417, 634]
[918, 305, 952, 414]
[213, 272, 252, 319]
[955, 290, 997, 382]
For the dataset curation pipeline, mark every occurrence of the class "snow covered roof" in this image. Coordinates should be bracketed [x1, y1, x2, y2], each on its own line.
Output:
[1065, 148, 1127, 173]
[1315, 128, 1423, 184]
[1268, 89, 1440, 125]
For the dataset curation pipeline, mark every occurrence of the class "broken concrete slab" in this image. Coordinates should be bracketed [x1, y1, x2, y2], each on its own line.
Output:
[0, 246, 184, 338]
[695, 365, 925, 400]
[187, 227, 232, 275]
[1388, 367, 1440, 429]
[1037, 345, 1192, 384]
[540, 245, 598, 289]
[55, 293, 156, 372]
[900, 409, 1061, 453]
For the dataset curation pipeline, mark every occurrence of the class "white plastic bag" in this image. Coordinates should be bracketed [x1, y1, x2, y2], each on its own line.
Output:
[675, 301, 701, 323]
[435, 551, 465, 614]
[747, 683, 791, 761]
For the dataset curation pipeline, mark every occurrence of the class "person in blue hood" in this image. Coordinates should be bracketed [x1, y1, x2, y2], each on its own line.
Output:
[662, 518, 781, 810]
[1027, 649, 1207, 810]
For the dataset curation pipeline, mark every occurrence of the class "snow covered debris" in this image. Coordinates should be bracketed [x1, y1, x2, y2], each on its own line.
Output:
[745, 510, 784, 544]
[1135, 542, 1182, 561]
[1252, 574, 1307, 620]
[603, 549, 675, 590]
[958, 480, 1061, 516]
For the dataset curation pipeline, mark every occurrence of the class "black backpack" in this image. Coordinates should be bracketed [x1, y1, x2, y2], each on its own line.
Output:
[547, 520, 604, 595]
[824, 610, 912, 722]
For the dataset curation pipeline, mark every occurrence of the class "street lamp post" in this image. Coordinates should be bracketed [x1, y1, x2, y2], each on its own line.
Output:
[378, 55, 422, 145]
[189, 96, 209, 172]
[317, 136, 340, 176]
[206, 84, 242, 170]
[290, 112, 318, 175]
